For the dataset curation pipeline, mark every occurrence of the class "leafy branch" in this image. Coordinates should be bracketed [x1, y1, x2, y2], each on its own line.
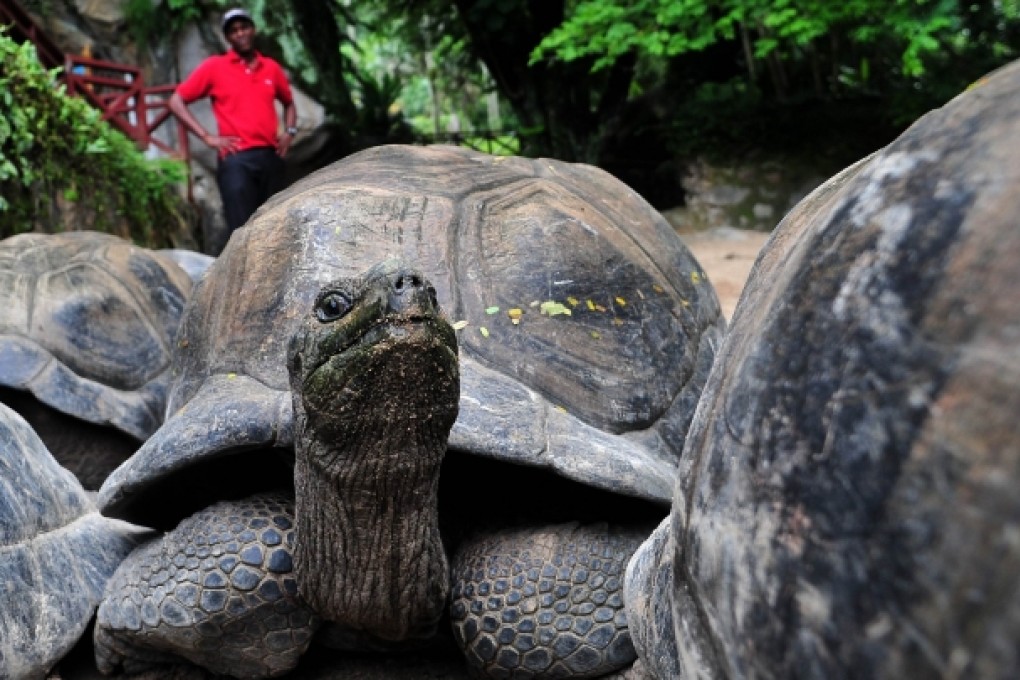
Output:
[0, 30, 190, 245]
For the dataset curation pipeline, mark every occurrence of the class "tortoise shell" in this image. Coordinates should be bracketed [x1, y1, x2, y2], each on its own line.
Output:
[0, 402, 144, 678]
[0, 231, 193, 440]
[625, 60, 1020, 679]
[100, 145, 723, 524]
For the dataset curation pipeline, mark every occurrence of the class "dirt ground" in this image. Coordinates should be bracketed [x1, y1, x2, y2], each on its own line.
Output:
[678, 227, 771, 320]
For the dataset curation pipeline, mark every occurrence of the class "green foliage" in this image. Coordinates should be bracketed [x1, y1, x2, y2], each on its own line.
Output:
[530, 0, 1020, 157]
[532, 0, 718, 70]
[0, 31, 189, 244]
[461, 134, 521, 156]
[252, 1, 511, 141]
[533, 0, 1017, 80]
[123, 0, 213, 44]
[117, 0, 1020, 201]
[337, 1, 508, 135]
[352, 69, 415, 142]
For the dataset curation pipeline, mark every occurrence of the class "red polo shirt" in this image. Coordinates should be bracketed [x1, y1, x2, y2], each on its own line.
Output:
[176, 49, 293, 154]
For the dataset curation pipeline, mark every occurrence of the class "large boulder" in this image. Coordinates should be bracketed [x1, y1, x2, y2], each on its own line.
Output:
[626, 59, 1020, 679]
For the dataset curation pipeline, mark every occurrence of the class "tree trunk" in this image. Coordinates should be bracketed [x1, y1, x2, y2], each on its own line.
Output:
[739, 22, 756, 83]
[758, 22, 788, 101]
[809, 41, 824, 98]
[450, 0, 633, 163]
[286, 1, 357, 120]
[423, 52, 442, 136]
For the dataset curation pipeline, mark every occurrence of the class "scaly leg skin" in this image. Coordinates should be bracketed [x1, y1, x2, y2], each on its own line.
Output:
[450, 522, 648, 679]
[95, 493, 320, 678]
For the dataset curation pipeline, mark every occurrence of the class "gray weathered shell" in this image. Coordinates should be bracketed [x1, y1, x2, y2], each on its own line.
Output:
[0, 232, 193, 440]
[0, 403, 146, 679]
[626, 59, 1020, 679]
[100, 145, 723, 522]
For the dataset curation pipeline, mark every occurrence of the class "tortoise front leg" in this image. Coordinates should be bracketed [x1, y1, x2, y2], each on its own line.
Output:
[94, 493, 319, 678]
[450, 522, 649, 679]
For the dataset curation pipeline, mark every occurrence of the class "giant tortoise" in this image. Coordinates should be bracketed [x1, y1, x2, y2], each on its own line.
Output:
[0, 231, 196, 488]
[625, 59, 1020, 678]
[0, 401, 146, 679]
[95, 145, 724, 678]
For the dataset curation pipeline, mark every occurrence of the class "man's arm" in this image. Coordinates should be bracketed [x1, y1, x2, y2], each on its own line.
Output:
[168, 92, 240, 155]
[275, 99, 298, 157]
[283, 100, 297, 133]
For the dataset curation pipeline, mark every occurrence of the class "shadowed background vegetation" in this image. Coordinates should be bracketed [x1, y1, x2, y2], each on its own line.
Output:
[180, 0, 1020, 204]
[3, 0, 1019, 243]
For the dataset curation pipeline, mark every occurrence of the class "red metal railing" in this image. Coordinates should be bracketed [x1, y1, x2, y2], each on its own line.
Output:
[62, 54, 190, 159]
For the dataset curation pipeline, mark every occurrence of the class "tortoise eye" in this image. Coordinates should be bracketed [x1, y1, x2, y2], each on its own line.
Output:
[315, 292, 351, 322]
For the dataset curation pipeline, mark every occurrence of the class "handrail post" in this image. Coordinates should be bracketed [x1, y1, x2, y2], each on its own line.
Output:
[62, 54, 75, 95]
[136, 89, 149, 149]
[177, 116, 193, 203]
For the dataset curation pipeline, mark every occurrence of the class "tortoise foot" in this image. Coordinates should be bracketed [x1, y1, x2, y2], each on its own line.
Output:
[94, 493, 319, 678]
[450, 522, 648, 679]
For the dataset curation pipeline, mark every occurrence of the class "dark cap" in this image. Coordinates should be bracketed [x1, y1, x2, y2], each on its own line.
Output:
[221, 8, 254, 32]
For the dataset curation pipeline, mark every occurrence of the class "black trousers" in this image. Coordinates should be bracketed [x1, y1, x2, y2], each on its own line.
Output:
[216, 146, 284, 235]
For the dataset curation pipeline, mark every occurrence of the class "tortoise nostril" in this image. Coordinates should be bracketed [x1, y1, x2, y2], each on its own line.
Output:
[394, 273, 426, 294]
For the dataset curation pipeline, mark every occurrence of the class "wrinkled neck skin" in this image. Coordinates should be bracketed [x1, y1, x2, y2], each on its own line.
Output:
[291, 339, 458, 641]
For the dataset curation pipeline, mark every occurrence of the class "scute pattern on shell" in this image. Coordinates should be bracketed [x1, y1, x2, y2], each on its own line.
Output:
[0, 402, 144, 679]
[625, 59, 1020, 679]
[0, 231, 193, 439]
[106, 145, 722, 526]
[169, 146, 720, 432]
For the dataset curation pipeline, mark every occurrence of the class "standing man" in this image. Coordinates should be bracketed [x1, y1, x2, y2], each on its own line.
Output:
[169, 7, 298, 248]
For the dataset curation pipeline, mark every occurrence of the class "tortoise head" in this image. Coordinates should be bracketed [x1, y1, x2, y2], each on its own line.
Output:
[286, 260, 460, 640]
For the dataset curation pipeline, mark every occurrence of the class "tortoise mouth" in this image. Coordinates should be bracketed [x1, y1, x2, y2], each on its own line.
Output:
[296, 310, 450, 380]
[296, 308, 459, 430]
[345, 311, 441, 349]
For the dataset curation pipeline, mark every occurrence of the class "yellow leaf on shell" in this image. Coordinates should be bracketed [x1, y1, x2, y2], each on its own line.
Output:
[540, 300, 571, 316]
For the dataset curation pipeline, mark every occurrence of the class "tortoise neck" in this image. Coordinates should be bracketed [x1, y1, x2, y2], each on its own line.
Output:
[291, 412, 450, 640]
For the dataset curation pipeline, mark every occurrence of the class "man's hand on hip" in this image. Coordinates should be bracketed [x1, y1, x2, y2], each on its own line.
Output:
[205, 134, 242, 155]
